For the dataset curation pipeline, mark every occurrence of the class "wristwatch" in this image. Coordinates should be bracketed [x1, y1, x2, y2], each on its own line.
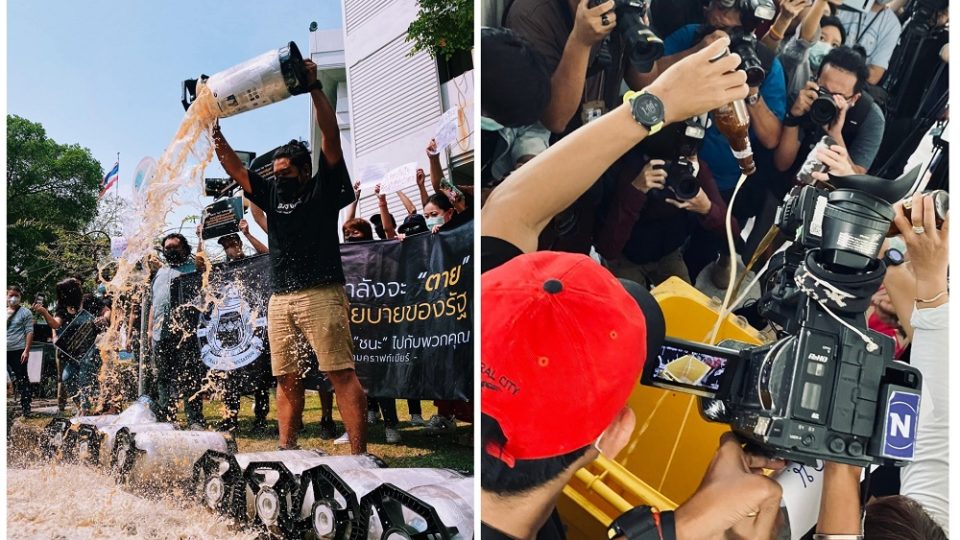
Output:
[746, 92, 761, 106]
[623, 90, 665, 135]
[607, 506, 675, 540]
[883, 247, 905, 267]
[784, 113, 803, 127]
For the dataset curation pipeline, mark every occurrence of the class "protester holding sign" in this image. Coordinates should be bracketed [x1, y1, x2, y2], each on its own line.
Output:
[212, 57, 368, 453]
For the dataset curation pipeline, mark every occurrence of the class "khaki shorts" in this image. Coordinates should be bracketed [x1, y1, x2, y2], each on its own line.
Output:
[268, 283, 355, 377]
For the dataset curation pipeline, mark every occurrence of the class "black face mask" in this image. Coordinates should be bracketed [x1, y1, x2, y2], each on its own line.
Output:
[163, 248, 187, 266]
[276, 175, 302, 203]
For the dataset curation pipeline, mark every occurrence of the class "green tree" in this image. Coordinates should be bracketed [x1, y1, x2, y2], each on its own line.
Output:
[405, 0, 473, 60]
[7, 114, 104, 296]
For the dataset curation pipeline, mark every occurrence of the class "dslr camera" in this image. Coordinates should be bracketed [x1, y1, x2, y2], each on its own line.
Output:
[642, 166, 926, 467]
[645, 116, 707, 201]
[714, 0, 776, 25]
[727, 27, 765, 87]
[590, 0, 663, 73]
[200, 150, 256, 241]
[808, 86, 841, 126]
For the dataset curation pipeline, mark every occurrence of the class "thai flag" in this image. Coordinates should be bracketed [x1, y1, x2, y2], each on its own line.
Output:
[99, 161, 119, 197]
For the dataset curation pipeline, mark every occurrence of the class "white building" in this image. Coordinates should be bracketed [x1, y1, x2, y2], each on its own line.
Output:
[309, 1, 474, 230]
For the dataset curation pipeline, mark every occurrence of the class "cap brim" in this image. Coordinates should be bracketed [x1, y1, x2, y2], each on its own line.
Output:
[618, 279, 665, 367]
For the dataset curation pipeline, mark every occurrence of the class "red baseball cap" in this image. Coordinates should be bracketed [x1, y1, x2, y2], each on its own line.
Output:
[481, 251, 665, 466]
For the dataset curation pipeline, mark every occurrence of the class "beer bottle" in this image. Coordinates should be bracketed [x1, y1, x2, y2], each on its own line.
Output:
[886, 190, 949, 236]
[711, 48, 756, 176]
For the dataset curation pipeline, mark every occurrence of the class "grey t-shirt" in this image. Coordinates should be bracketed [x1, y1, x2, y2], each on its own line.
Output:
[847, 99, 885, 169]
[837, 7, 901, 69]
[150, 261, 196, 342]
[7, 306, 34, 351]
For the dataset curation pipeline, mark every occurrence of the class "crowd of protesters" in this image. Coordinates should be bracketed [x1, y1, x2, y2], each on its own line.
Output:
[481, 0, 947, 538]
[8, 57, 474, 455]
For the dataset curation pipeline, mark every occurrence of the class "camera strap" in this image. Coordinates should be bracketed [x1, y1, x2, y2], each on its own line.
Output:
[854, 10, 883, 46]
[793, 260, 881, 352]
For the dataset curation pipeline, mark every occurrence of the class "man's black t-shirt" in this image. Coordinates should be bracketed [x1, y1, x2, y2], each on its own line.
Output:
[243, 154, 350, 292]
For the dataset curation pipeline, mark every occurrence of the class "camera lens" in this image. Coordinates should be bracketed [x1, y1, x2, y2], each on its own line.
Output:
[669, 158, 700, 200]
[618, 1, 664, 73]
[820, 189, 895, 271]
[729, 30, 766, 87]
[809, 90, 838, 125]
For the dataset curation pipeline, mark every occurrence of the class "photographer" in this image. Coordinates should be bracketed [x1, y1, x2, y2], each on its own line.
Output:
[596, 131, 737, 288]
[7, 285, 34, 417]
[212, 57, 368, 453]
[483, 37, 788, 539]
[815, 193, 948, 539]
[836, 0, 902, 85]
[773, 0, 846, 96]
[774, 46, 884, 176]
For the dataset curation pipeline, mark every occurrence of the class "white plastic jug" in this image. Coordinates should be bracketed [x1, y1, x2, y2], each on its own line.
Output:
[182, 41, 310, 118]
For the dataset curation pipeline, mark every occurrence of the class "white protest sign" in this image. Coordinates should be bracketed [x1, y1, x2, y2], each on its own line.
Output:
[358, 162, 389, 186]
[434, 107, 461, 151]
[28, 350, 43, 383]
[110, 237, 128, 259]
[378, 162, 418, 194]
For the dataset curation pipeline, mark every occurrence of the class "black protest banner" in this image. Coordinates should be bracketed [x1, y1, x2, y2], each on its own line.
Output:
[342, 221, 473, 400]
[53, 309, 97, 361]
[170, 221, 473, 400]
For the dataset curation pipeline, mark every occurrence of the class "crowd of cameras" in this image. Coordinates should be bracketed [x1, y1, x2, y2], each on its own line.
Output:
[481, 0, 948, 516]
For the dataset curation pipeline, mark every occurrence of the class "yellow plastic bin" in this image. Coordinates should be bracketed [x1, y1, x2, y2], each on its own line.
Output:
[558, 278, 768, 539]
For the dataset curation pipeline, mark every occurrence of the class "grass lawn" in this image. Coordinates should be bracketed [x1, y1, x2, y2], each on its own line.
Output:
[16, 392, 473, 474]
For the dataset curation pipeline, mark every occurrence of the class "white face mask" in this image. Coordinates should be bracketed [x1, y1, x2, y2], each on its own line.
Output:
[808, 41, 833, 72]
[8, 296, 20, 307]
[426, 216, 446, 230]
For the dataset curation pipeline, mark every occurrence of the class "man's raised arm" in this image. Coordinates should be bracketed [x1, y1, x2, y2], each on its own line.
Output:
[305, 59, 343, 167]
[212, 123, 252, 194]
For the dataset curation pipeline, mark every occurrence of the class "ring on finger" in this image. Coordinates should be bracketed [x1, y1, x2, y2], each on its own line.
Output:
[601, 13, 610, 25]
[913, 225, 926, 235]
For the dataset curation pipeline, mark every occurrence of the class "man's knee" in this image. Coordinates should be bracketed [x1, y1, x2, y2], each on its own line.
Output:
[325, 368, 358, 386]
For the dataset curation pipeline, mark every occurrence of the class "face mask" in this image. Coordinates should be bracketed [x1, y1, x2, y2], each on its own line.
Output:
[164, 248, 187, 265]
[426, 216, 446, 230]
[480, 116, 504, 131]
[808, 41, 833, 72]
[8, 296, 20, 307]
[276, 176, 301, 203]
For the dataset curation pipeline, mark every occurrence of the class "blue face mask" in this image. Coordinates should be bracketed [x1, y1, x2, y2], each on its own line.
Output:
[426, 216, 446, 230]
[808, 41, 833, 72]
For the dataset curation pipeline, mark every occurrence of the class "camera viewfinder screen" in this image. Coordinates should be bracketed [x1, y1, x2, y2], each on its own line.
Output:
[652, 342, 730, 395]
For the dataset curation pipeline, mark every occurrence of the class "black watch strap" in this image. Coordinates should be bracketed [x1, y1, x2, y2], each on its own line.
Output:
[608, 506, 670, 540]
[784, 113, 802, 127]
[308, 80, 323, 91]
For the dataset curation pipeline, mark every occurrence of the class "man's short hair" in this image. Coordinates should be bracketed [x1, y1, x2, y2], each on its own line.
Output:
[161, 232, 192, 255]
[273, 140, 312, 176]
[480, 27, 552, 127]
[8, 284, 22, 294]
[819, 45, 870, 94]
[217, 233, 242, 247]
[820, 15, 847, 45]
[369, 213, 397, 240]
[481, 414, 589, 495]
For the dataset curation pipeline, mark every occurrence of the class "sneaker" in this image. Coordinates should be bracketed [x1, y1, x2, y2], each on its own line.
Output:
[367, 410, 380, 424]
[319, 420, 337, 441]
[334, 432, 350, 445]
[409, 414, 425, 426]
[385, 428, 401, 444]
[422, 415, 457, 436]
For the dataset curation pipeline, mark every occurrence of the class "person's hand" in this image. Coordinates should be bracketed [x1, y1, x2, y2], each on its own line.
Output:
[790, 80, 820, 117]
[238, 219, 250, 235]
[571, 0, 617, 48]
[21, 349, 29, 364]
[304, 58, 318, 87]
[426, 139, 440, 158]
[892, 193, 950, 290]
[396, 232, 407, 242]
[375, 183, 386, 200]
[353, 180, 361, 196]
[824, 94, 850, 141]
[674, 433, 785, 540]
[631, 159, 667, 193]
[431, 224, 442, 234]
[697, 29, 728, 51]
[667, 188, 713, 215]
[196, 255, 207, 273]
[645, 37, 749, 125]
[31, 302, 47, 315]
[195, 223, 202, 238]
[416, 168, 426, 186]
[810, 144, 855, 181]
[778, 0, 807, 20]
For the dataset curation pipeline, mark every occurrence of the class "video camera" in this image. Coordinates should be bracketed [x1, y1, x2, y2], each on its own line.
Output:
[590, 0, 664, 73]
[714, 0, 776, 25]
[642, 166, 928, 467]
